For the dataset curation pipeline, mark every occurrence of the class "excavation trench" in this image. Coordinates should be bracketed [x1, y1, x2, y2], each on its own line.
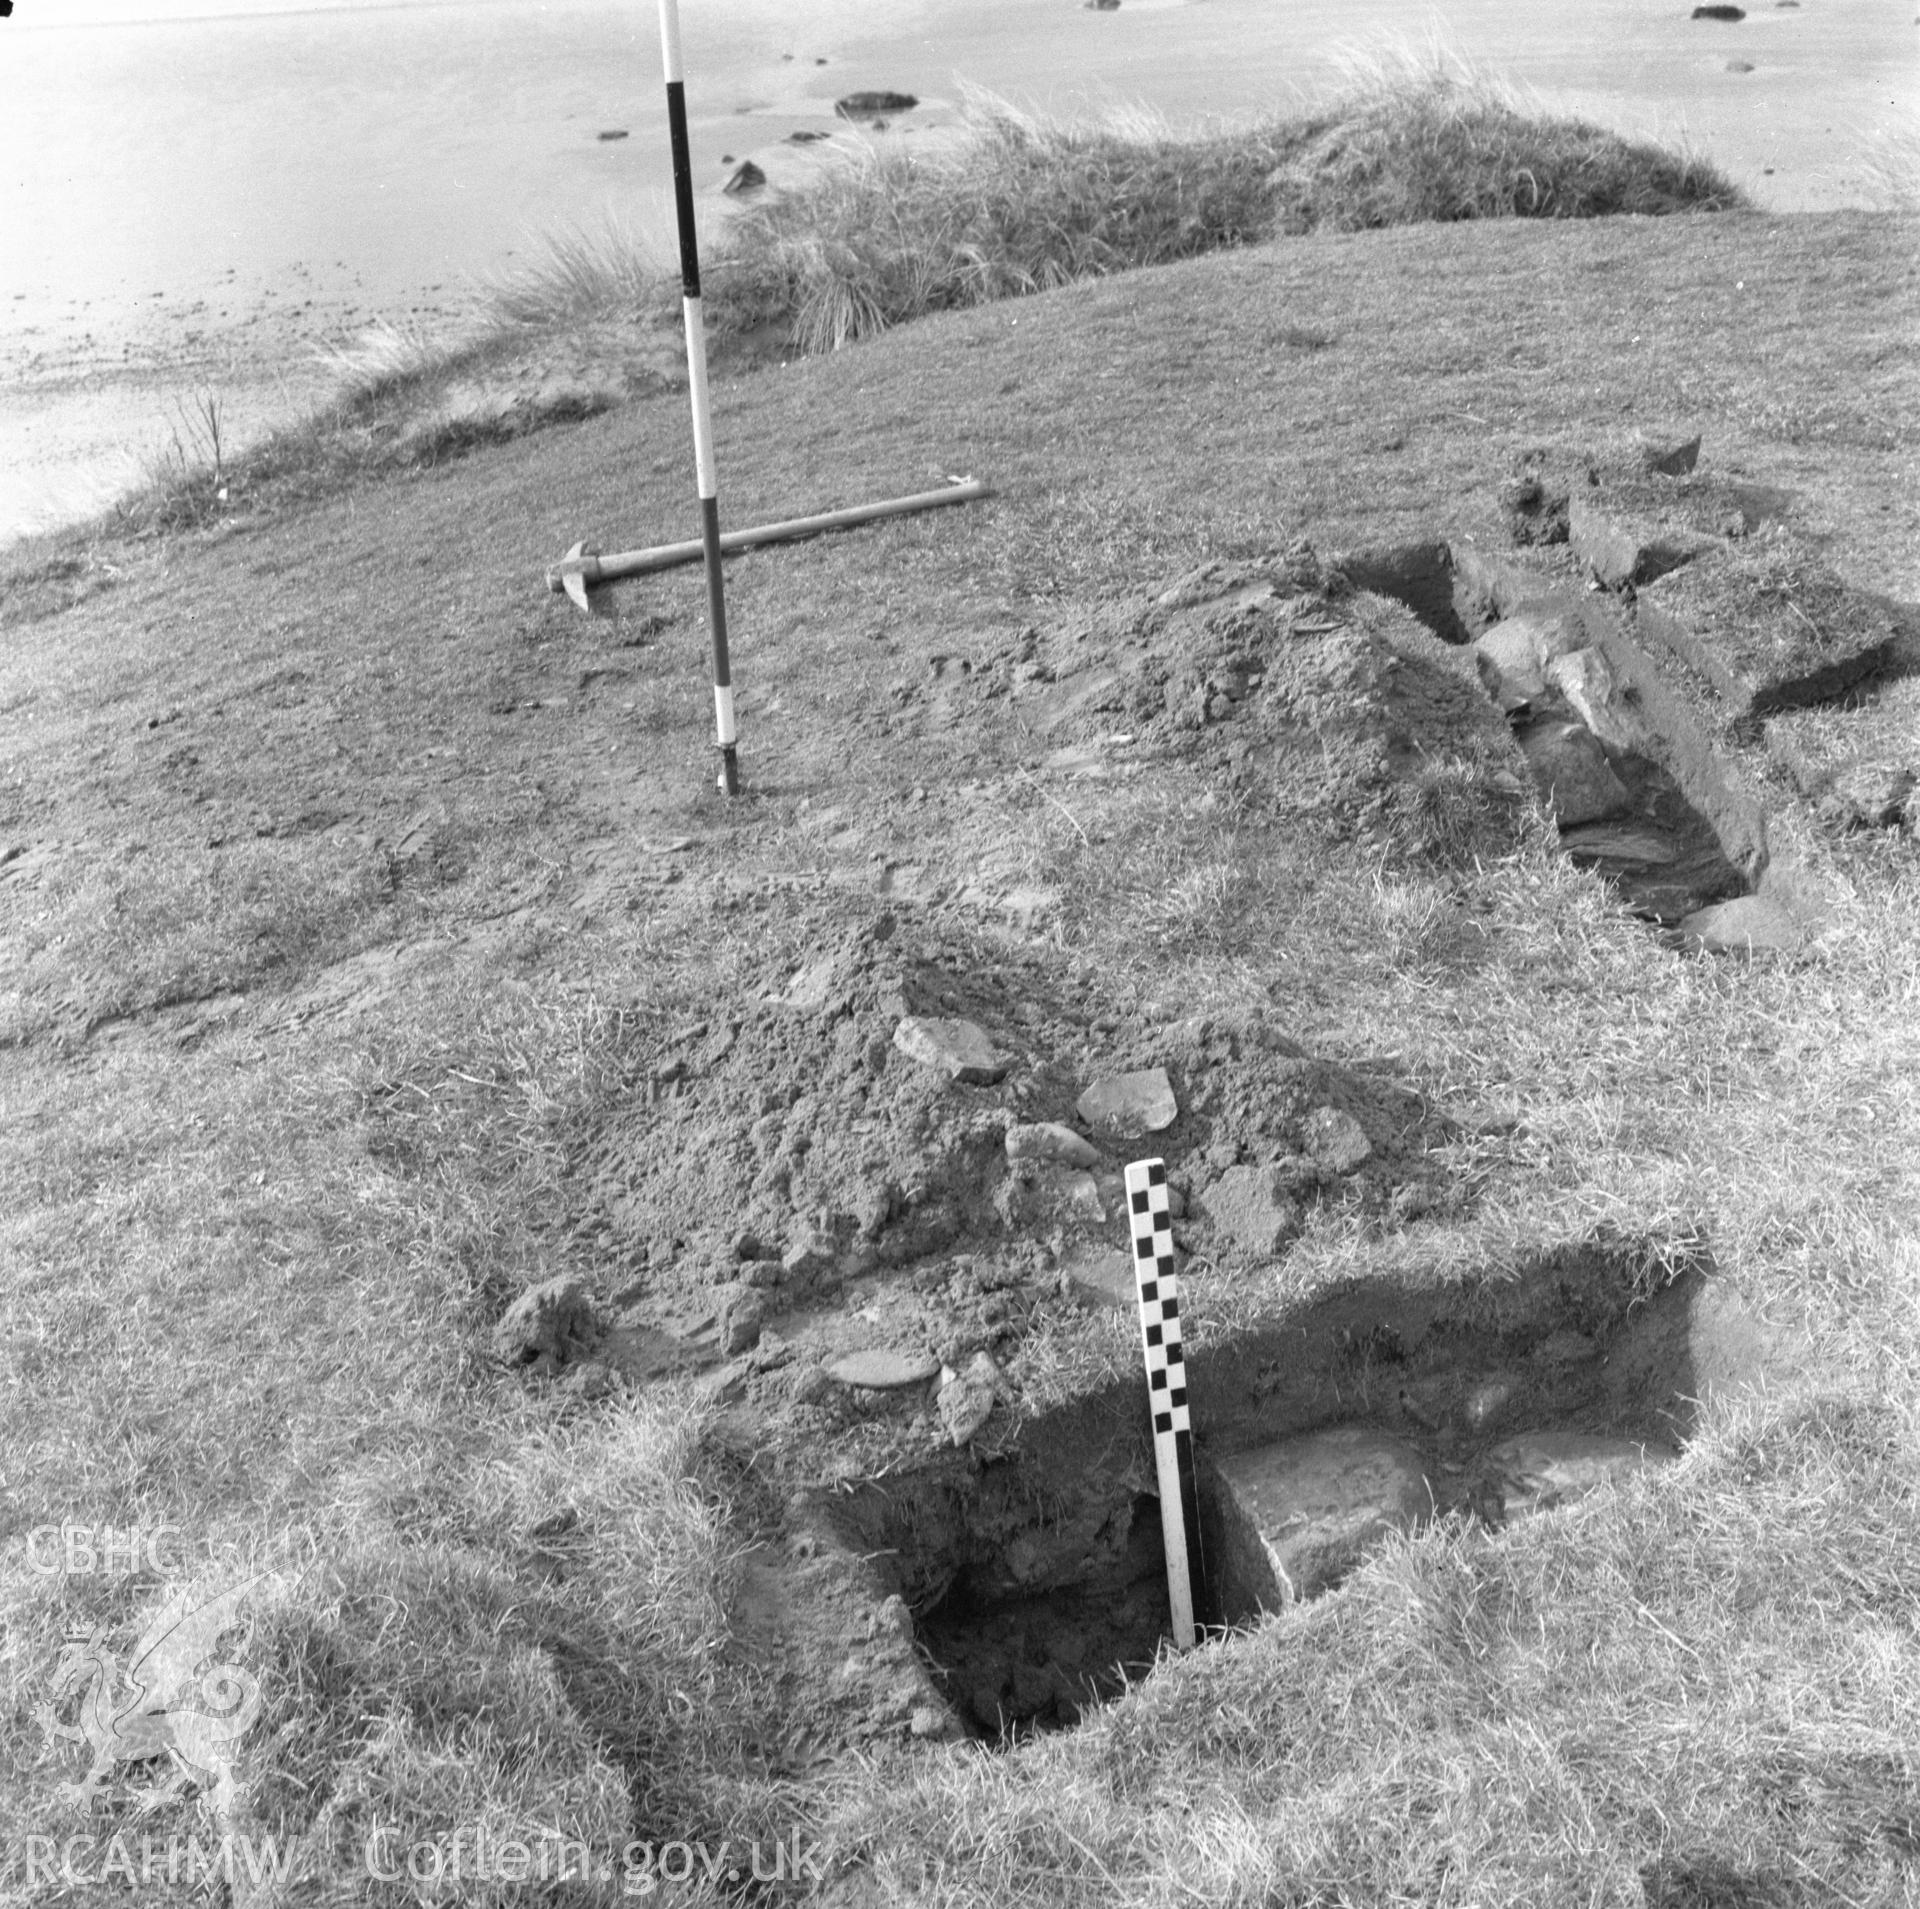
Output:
[1338, 538, 1765, 923]
[810, 1240, 1727, 1743]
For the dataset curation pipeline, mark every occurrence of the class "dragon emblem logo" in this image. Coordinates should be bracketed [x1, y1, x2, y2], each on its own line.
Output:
[35, 1573, 273, 1821]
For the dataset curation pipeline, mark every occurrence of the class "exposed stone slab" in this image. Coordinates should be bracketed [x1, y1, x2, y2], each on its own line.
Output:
[1680, 895, 1805, 956]
[1559, 822, 1680, 868]
[892, 1015, 1008, 1084]
[1635, 540, 1901, 720]
[1487, 1431, 1676, 1518]
[827, 1347, 941, 1390]
[1208, 1428, 1433, 1608]
[1517, 719, 1633, 825]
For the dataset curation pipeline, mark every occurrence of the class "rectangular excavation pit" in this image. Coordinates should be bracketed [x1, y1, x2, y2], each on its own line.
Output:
[809, 1237, 1733, 1743]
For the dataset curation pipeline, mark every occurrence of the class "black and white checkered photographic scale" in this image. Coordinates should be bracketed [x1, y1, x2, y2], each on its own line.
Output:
[1126, 1158, 1207, 1648]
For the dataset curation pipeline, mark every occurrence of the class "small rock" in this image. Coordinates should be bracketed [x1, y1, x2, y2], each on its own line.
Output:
[782, 1230, 838, 1283]
[1303, 1106, 1372, 1176]
[1059, 1247, 1137, 1311]
[1680, 895, 1804, 955]
[1726, 57, 1756, 70]
[826, 1347, 941, 1390]
[1639, 433, 1702, 476]
[493, 1276, 600, 1371]
[893, 1016, 1009, 1085]
[1005, 1121, 1100, 1169]
[1199, 1164, 1301, 1257]
[1691, 3, 1745, 17]
[909, 1704, 953, 1739]
[1086, 0, 1120, 8]
[1516, 720, 1633, 826]
[733, 1230, 770, 1263]
[834, 90, 918, 118]
[718, 1285, 765, 1356]
[1489, 1432, 1674, 1517]
[1076, 1066, 1178, 1139]
[596, 129, 629, 142]
[937, 1351, 1000, 1446]
[722, 160, 767, 195]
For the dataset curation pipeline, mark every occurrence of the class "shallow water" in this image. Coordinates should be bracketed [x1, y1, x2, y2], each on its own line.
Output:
[2, 0, 1913, 544]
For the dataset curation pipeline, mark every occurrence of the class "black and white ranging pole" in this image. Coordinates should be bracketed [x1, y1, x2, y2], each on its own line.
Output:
[1126, 1158, 1207, 1647]
[656, 0, 738, 795]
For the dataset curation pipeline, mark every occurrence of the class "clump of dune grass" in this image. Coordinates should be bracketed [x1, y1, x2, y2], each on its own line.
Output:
[1272, 43, 1745, 232]
[700, 65, 1744, 353]
[483, 218, 669, 332]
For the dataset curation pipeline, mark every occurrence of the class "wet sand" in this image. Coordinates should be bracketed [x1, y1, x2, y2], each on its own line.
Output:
[3, 0, 1913, 546]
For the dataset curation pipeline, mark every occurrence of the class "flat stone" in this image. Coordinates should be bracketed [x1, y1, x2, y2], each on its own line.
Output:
[1488, 1432, 1674, 1518]
[1076, 1066, 1177, 1139]
[1302, 1106, 1372, 1176]
[1680, 895, 1804, 955]
[827, 1347, 941, 1390]
[1199, 1164, 1302, 1257]
[1636, 542, 1901, 720]
[1559, 822, 1680, 868]
[1210, 1428, 1433, 1607]
[1005, 1121, 1101, 1169]
[893, 1015, 1008, 1085]
[1568, 491, 1715, 589]
[1516, 719, 1633, 825]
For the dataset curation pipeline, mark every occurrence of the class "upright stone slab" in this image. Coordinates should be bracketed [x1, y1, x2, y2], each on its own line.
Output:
[1204, 1428, 1433, 1615]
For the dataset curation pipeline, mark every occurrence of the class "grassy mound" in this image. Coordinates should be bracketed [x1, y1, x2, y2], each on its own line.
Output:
[704, 70, 1743, 352]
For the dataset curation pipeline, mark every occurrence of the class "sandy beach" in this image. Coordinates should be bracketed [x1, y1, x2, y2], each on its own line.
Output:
[2, 0, 1913, 545]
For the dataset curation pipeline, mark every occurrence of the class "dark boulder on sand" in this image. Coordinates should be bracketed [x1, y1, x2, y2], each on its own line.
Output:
[1691, 5, 1746, 18]
[723, 160, 768, 195]
[835, 91, 918, 119]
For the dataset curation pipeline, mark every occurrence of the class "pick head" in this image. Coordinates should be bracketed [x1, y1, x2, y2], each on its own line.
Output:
[560, 540, 594, 613]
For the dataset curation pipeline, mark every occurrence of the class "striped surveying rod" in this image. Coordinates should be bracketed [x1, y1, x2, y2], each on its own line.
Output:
[1125, 1159, 1207, 1647]
[656, 0, 738, 794]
